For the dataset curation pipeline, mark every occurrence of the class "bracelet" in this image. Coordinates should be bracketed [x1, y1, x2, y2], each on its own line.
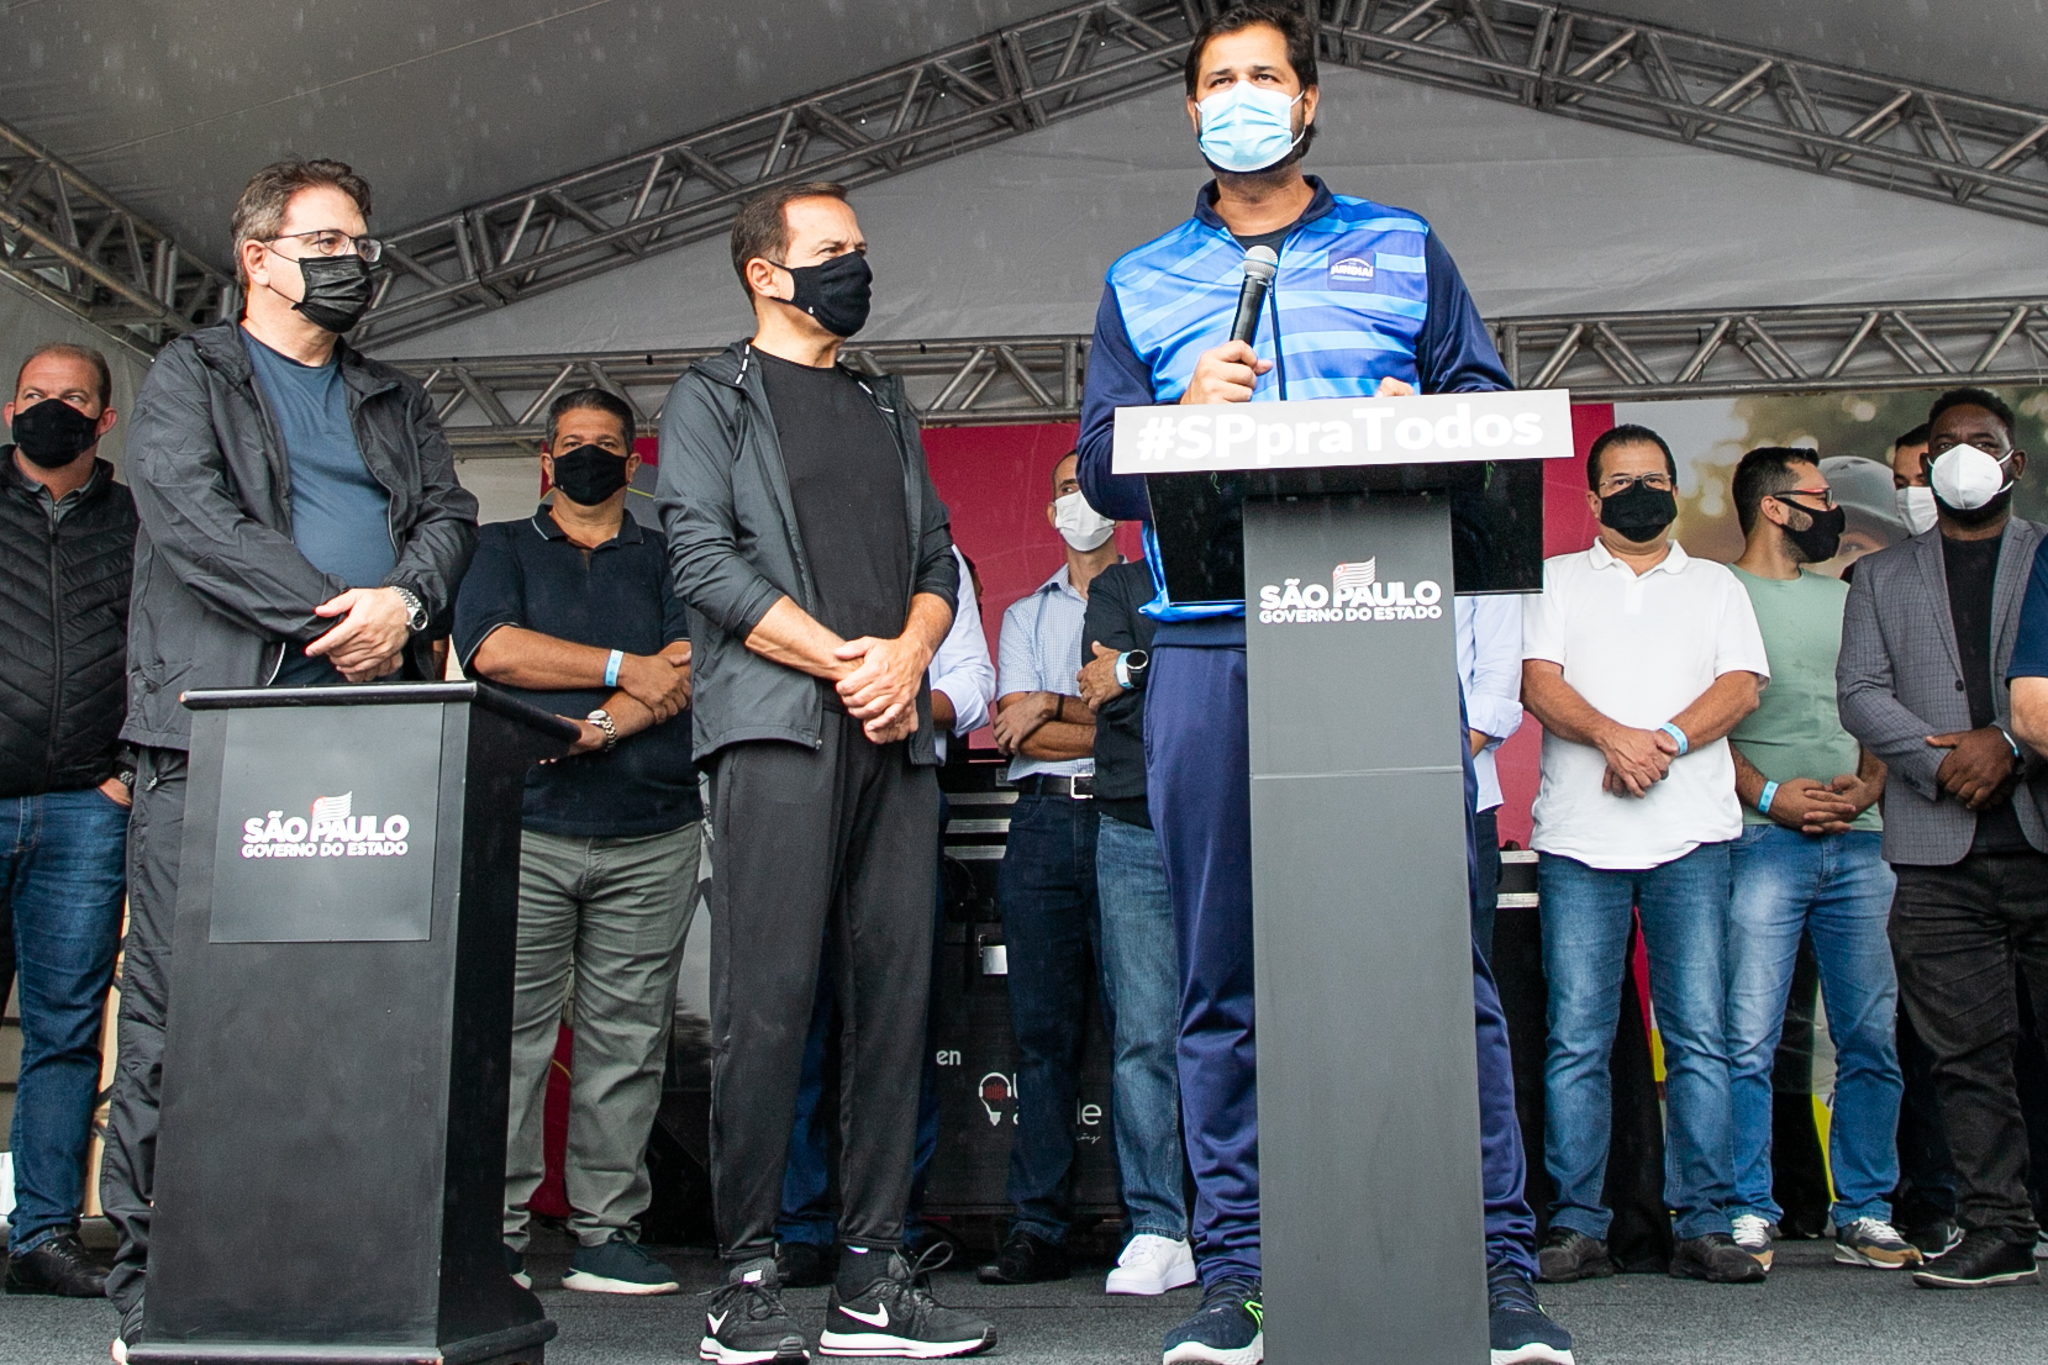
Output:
[1659, 721, 1691, 756]
[1114, 652, 1135, 690]
[604, 649, 624, 688]
[1758, 780, 1780, 815]
[1998, 726, 2022, 760]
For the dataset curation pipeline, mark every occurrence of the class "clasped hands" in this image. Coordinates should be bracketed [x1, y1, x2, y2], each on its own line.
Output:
[304, 586, 412, 681]
[1928, 725, 2023, 811]
[834, 634, 930, 744]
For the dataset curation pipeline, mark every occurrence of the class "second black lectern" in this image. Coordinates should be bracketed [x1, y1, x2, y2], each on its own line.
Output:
[133, 682, 577, 1365]
[1116, 390, 1571, 1365]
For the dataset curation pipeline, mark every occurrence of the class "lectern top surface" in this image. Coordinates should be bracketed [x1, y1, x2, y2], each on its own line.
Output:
[183, 680, 581, 740]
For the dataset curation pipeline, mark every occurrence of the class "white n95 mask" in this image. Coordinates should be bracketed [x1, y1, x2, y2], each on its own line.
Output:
[1895, 485, 1937, 535]
[1052, 491, 1115, 551]
[1929, 445, 2012, 511]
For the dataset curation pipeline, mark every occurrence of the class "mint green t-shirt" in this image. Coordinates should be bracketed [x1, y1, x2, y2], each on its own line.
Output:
[1728, 567, 1880, 831]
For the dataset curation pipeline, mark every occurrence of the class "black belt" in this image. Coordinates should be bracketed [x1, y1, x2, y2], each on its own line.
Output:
[1013, 774, 1094, 799]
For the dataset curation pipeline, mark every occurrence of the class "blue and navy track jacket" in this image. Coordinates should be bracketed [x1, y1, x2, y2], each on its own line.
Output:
[1076, 176, 1511, 633]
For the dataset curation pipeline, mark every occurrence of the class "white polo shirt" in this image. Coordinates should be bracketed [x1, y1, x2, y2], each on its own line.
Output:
[1522, 540, 1770, 870]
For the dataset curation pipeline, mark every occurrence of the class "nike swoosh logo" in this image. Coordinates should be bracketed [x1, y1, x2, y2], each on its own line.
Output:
[841, 1304, 891, 1328]
[706, 1312, 728, 1334]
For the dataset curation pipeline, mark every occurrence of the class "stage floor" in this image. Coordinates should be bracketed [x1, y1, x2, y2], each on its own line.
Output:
[3, 1230, 2043, 1364]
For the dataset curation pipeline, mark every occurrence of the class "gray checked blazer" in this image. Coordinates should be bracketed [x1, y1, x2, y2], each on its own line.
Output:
[1837, 518, 2048, 866]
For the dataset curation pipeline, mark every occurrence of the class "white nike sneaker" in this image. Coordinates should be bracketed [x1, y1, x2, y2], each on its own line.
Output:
[1105, 1234, 1198, 1296]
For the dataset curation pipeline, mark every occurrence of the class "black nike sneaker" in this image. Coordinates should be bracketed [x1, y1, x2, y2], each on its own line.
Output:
[701, 1257, 810, 1364]
[1161, 1278, 1263, 1365]
[820, 1245, 996, 1359]
[1488, 1266, 1576, 1365]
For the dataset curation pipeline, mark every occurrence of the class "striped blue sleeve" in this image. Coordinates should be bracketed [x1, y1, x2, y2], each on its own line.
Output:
[1077, 282, 1158, 524]
[1416, 231, 1511, 395]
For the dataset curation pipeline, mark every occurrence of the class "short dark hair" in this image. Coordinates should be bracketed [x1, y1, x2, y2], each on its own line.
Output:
[16, 342, 112, 410]
[1586, 423, 1677, 490]
[1892, 422, 1930, 451]
[231, 159, 373, 288]
[1928, 387, 2017, 442]
[729, 181, 849, 298]
[1732, 446, 1820, 536]
[1183, 5, 1319, 163]
[545, 386, 635, 450]
[1051, 449, 1080, 494]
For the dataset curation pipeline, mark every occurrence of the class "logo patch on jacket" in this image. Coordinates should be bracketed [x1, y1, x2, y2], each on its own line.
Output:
[1327, 256, 1376, 291]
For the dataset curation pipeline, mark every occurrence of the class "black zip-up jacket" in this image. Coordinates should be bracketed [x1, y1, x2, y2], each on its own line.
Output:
[654, 340, 958, 764]
[0, 454, 137, 797]
[122, 321, 479, 750]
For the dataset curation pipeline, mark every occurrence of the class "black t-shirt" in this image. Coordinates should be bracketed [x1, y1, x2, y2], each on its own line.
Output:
[1080, 561, 1158, 825]
[756, 351, 911, 646]
[452, 510, 701, 838]
[1943, 531, 2028, 850]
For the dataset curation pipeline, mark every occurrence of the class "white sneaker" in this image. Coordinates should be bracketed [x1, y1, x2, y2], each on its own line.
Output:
[1730, 1213, 1776, 1270]
[1105, 1234, 1197, 1296]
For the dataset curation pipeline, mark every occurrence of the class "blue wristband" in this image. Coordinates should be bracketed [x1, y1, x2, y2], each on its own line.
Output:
[1758, 780, 1780, 815]
[1659, 722, 1690, 756]
[604, 649, 624, 688]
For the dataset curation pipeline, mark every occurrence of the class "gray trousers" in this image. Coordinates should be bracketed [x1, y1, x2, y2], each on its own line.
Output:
[707, 713, 939, 1262]
[101, 746, 188, 1314]
[504, 822, 701, 1250]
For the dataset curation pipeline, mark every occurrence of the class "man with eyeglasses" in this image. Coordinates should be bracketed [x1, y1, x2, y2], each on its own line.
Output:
[1720, 447, 1910, 1274]
[1521, 423, 1771, 1286]
[1845, 386, 2048, 1289]
[103, 158, 477, 1361]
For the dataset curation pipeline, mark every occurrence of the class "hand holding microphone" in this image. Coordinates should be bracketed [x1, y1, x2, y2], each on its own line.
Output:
[1180, 246, 1278, 405]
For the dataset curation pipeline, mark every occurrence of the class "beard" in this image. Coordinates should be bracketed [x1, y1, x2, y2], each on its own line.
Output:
[1202, 113, 1317, 184]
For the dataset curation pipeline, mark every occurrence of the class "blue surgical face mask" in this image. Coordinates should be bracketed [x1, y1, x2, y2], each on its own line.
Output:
[1195, 81, 1306, 174]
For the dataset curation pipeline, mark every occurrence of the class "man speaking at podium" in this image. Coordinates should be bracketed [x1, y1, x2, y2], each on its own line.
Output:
[1075, 9, 1570, 1364]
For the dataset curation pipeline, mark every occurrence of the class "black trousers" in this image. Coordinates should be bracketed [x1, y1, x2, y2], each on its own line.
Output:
[1891, 850, 2048, 1238]
[706, 713, 939, 1262]
[101, 746, 188, 1313]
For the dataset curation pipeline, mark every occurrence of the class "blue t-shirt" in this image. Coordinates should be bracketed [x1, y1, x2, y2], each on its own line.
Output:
[244, 329, 397, 684]
[2007, 538, 2048, 682]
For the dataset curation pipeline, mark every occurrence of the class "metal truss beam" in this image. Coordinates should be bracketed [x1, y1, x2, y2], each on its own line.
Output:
[403, 296, 2048, 458]
[1316, 0, 2048, 228]
[0, 122, 236, 348]
[353, 1, 1202, 348]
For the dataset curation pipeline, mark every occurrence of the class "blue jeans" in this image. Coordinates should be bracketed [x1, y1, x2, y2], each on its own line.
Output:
[1726, 826, 1900, 1227]
[1540, 843, 1737, 1242]
[996, 791, 1102, 1244]
[3, 788, 128, 1253]
[1095, 813, 1188, 1243]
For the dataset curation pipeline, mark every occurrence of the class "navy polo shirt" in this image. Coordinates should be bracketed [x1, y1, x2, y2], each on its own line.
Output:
[453, 507, 700, 838]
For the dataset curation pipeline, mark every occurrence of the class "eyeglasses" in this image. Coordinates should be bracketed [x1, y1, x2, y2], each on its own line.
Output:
[1597, 472, 1674, 495]
[265, 228, 383, 263]
[1769, 487, 1838, 510]
[1928, 434, 2010, 458]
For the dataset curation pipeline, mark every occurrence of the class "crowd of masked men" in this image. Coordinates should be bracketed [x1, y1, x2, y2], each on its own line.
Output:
[6, 15, 2048, 1365]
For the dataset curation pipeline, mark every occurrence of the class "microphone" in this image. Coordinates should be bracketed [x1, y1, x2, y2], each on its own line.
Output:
[1230, 246, 1279, 347]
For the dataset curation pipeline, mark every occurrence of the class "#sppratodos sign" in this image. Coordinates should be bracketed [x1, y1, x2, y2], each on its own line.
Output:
[1110, 389, 1573, 474]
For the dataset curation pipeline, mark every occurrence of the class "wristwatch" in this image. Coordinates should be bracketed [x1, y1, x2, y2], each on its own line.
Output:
[392, 584, 429, 633]
[586, 708, 619, 752]
[1114, 648, 1149, 690]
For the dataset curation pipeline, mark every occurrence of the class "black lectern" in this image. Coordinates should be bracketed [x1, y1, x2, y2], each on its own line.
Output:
[133, 682, 578, 1365]
[1115, 391, 1571, 1365]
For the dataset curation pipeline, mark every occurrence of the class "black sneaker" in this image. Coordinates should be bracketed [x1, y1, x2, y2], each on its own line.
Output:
[1161, 1278, 1263, 1365]
[565, 1233, 681, 1294]
[974, 1228, 1068, 1285]
[820, 1245, 995, 1359]
[1535, 1228, 1613, 1284]
[503, 1244, 532, 1290]
[1910, 1216, 1966, 1260]
[1487, 1267, 1576, 1365]
[5, 1232, 108, 1298]
[779, 1240, 838, 1290]
[111, 1296, 145, 1365]
[1669, 1232, 1768, 1284]
[702, 1257, 810, 1364]
[1911, 1229, 2041, 1289]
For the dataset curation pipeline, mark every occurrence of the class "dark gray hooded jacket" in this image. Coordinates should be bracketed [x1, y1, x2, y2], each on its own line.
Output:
[655, 340, 958, 764]
[122, 320, 478, 750]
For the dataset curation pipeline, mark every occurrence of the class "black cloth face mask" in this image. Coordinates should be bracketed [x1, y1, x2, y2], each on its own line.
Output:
[11, 397, 100, 468]
[290, 254, 375, 333]
[550, 444, 631, 506]
[780, 251, 872, 338]
[1599, 480, 1678, 543]
[1781, 503, 1845, 563]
